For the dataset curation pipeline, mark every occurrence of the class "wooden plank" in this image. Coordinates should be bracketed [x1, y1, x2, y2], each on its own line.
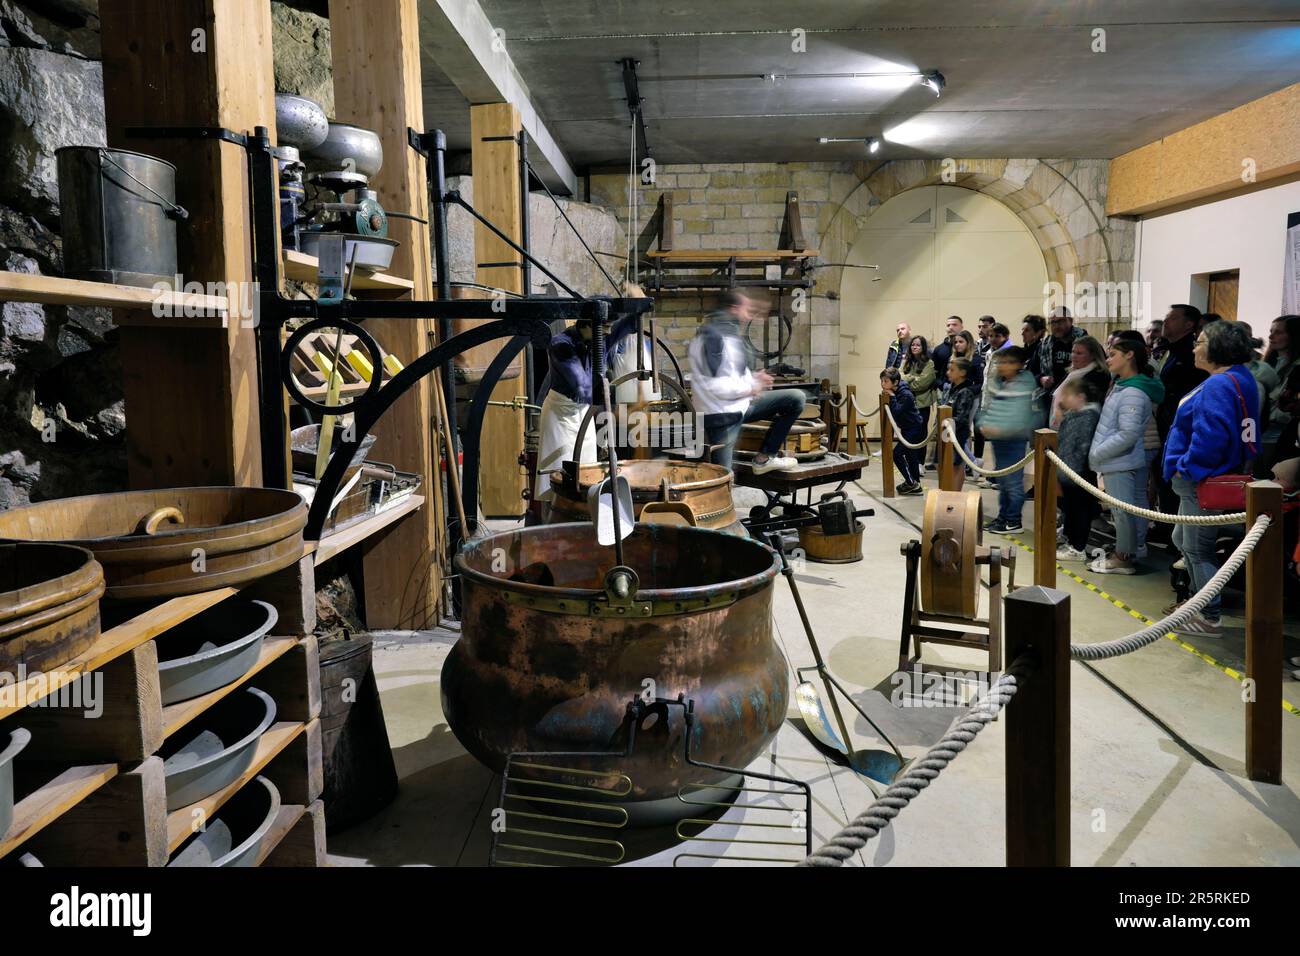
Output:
[329, 0, 442, 629]
[252, 802, 306, 865]
[166, 720, 303, 851]
[472, 102, 528, 518]
[1032, 429, 1058, 588]
[160, 636, 299, 738]
[243, 553, 316, 635]
[0, 271, 227, 314]
[251, 636, 321, 725]
[261, 718, 323, 807]
[101, 0, 274, 489]
[282, 250, 414, 295]
[314, 494, 425, 566]
[0, 588, 238, 721]
[261, 799, 326, 866]
[779, 191, 805, 250]
[1246, 481, 1283, 784]
[658, 192, 673, 252]
[22, 757, 167, 866]
[20, 642, 163, 764]
[0, 763, 118, 860]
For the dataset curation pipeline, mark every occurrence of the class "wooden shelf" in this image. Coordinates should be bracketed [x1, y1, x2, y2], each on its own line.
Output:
[0, 763, 118, 859]
[313, 493, 425, 567]
[253, 802, 306, 865]
[0, 587, 239, 721]
[282, 250, 414, 296]
[0, 270, 228, 327]
[166, 720, 304, 852]
[159, 636, 301, 739]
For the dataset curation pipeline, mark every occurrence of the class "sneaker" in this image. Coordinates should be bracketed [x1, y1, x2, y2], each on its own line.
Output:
[1056, 545, 1089, 561]
[1171, 557, 1185, 570]
[1089, 553, 1136, 574]
[983, 518, 1005, 533]
[1163, 598, 1187, 616]
[986, 519, 1021, 535]
[901, 482, 924, 496]
[1175, 613, 1222, 638]
[752, 455, 798, 475]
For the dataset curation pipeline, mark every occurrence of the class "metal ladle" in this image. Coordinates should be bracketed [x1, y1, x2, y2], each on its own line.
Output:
[764, 532, 909, 790]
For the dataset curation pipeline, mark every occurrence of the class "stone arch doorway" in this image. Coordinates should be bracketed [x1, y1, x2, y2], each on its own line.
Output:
[837, 184, 1050, 398]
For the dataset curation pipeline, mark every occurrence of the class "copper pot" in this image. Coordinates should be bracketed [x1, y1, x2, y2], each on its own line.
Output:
[442, 523, 787, 811]
[547, 460, 744, 534]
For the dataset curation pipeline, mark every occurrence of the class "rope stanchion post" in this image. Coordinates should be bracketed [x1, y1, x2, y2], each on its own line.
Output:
[1005, 585, 1070, 867]
[879, 390, 895, 498]
[846, 384, 859, 456]
[1246, 480, 1283, 784]
[937, 405, 955, 492]
[1032, 428, 1058, 587]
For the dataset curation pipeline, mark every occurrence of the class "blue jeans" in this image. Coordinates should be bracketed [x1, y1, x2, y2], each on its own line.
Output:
[704, 389, 805, 471]
[1171, 475, 1237, 621]
[1101, 463, 1148, 557]
[991, 439, 1027, 524]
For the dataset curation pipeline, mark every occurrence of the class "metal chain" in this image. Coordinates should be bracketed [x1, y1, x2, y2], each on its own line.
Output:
[1070, 514, 1271, 660]
[941, 419, 1033, 476]
[801, 656, 1032, 867]
[1045, 449, 1248, 525]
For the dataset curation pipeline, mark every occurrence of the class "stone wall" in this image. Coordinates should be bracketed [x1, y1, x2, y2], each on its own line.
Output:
[589, 158, 1136, 384]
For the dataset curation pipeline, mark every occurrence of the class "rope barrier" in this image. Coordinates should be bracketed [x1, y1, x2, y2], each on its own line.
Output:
[883, 405, 940, 450]
[829, 393, 878, 418]
[941, 419, 1034, 476]
[800, 655, 1032, 867]
[1069, 514, 1271, 661]
[1045, 449, 1248, 526]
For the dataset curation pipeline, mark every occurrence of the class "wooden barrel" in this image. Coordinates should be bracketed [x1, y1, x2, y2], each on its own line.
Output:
[0, 543, 103, 673]
[0, 487, 307, 600]
[547, 459, 744, 535]
[318, 633, 398, 832]
[920, 490, 982, 619]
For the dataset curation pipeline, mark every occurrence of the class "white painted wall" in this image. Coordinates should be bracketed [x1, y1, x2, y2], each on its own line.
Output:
[1136, 179, 1300, 330]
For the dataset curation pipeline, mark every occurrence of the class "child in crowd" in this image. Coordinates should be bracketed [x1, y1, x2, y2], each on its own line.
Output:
[977, 347, 1037, 534]
[880, 367, 925, 495]
[943, 357, 978, 491]
[1055, 376, 1104, 560]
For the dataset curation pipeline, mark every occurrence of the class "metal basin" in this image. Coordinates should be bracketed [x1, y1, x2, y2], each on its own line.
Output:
[156, 600, 277, 705]
[303, 122, 383, 178]
[547, 460, 744, 535]
[0, 728, 31, 838]
[442, 523, 787, 813]
[275, 94, 329, 150]
[0, 487, 307, 601]
[159, 687, 277, 811]
[298, 232, 396, 272]
[168, 776, 281, 867]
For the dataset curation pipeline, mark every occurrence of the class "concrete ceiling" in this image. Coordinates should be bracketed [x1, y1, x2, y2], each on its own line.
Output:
[426, 0, 1300, 168]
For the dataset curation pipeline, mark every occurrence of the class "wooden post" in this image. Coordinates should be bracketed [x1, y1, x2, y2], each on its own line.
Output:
[100, 0, 274, 488]
[472, 103, 528, 518]
[845, 384, 858, 456]
[879, 391, 895, 498]
[1005, 586, 1070, 867]
[330, 0, 442, 628]
[1245, 480, 1283, 783]
[936, 405, 954, 491]
[1032, 428, 1059, 587]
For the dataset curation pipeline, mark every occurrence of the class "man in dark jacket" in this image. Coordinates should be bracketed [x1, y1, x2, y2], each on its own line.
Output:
[1153, 303, 1209, 518]
[1038, 307, 1086, 393]
[931, 315, 963, 382]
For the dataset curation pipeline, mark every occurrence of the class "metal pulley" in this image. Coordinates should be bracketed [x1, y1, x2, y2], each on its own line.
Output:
[349, 190, 388, 238]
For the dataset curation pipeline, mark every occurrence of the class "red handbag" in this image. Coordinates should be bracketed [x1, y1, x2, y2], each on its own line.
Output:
[1196, 371, 1256, 511]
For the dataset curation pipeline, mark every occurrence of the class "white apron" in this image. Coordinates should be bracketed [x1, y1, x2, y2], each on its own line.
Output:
[610, 334, 663, 406]
[535, 389, 597, 502]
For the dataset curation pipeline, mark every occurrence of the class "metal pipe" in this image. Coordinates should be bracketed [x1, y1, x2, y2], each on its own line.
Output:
[249, 126, 289, 490]
[519, 131, 537, 413]
[430, 130, 458, 463]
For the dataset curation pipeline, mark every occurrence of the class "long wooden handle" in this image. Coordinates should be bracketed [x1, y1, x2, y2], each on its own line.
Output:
[433, 369, 469, 536]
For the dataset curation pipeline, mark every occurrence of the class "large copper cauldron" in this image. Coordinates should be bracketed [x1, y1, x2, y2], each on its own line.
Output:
[441, 523, 787, 817]
[547, 460, 744, 534]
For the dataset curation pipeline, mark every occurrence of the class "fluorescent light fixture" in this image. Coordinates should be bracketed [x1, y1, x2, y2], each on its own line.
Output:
[766, 68, 945, 98]
[817, 136, 881, 154]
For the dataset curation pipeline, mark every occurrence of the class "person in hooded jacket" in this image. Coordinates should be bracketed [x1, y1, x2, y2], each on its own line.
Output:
[1088, 338, 1165, 574]
[880, 367, 925, 494]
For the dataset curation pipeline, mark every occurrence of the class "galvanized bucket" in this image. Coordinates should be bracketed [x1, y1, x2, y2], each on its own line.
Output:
[56, 146, 185, 289]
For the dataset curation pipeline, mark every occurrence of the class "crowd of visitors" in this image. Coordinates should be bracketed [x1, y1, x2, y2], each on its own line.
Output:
[885, 306, 1299, 639]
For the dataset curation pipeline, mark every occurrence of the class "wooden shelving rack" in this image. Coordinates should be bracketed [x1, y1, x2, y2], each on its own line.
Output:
[0, 558, 326, 868]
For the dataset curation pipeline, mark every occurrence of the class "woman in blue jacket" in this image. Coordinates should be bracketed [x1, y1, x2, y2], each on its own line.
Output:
[1087, 339, 1165, 574]
[881, 367, 925, 495]
[1162, 320, 1261, 636]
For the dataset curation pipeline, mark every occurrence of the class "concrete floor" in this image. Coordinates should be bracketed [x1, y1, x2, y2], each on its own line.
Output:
[328, 455, 1300, 867]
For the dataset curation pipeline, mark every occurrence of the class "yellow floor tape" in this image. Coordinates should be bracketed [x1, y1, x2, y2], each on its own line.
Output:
[1008, 535, 1300, 718]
